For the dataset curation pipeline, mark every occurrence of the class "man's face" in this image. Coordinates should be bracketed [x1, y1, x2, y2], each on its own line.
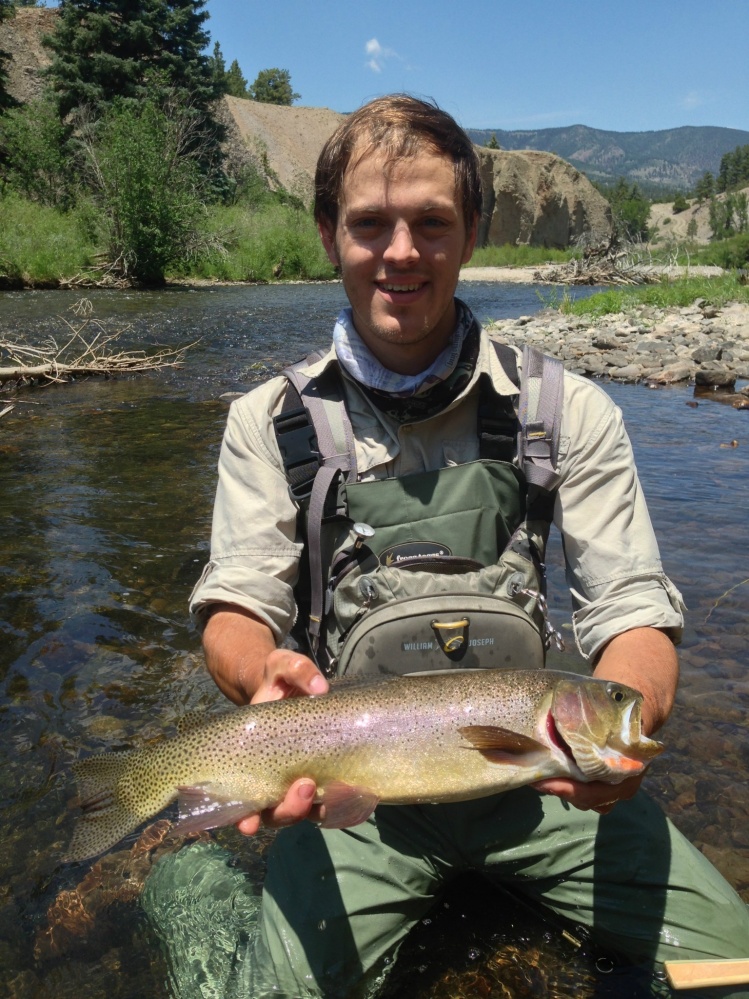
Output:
[319, 145, 477, 375]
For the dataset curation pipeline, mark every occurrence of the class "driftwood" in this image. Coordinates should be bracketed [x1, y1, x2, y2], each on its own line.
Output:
[533, 234, 666, 286]
[0, 299, 194, 388]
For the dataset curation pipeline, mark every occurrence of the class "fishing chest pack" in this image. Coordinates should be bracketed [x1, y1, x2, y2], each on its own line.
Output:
[272, 339, 565, 679]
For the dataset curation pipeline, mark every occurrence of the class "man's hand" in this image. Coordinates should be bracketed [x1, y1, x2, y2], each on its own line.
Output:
[534, 626, 678, 814]
[533, 774, 643, 815]
[202, 605, 329, 834]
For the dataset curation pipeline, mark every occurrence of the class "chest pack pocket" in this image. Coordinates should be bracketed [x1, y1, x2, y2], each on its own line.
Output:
[272, 340, 565, 678]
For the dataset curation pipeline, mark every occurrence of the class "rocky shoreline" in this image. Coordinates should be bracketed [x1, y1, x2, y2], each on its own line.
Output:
[486, 300, 749, 402]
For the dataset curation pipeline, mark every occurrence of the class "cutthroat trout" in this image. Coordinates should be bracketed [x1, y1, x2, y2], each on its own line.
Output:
[67, 669, 663, 861]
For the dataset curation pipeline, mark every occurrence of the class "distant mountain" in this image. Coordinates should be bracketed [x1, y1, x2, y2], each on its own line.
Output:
[466, 124, 749, 192]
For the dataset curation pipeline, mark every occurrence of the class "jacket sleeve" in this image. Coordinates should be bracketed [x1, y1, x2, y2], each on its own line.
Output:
[189, 379, 302, 642]
[554, 374, 685, 661]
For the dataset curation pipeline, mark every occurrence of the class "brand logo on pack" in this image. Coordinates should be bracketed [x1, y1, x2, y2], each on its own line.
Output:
[379, 542, 453, 567]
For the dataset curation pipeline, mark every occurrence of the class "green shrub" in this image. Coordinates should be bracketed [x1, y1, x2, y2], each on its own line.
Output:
[80, 98, 214, 284]
[0, 97, 72, 208]
[699, 233, 749, 270]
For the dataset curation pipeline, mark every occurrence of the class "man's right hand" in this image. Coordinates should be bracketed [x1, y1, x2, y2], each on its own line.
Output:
[202, 605, 329, 834]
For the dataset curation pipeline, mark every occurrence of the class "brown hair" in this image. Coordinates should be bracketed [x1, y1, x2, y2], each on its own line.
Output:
[314, 94, 482, 231]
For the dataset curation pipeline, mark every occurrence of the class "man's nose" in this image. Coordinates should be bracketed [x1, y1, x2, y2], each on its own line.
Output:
[383, 221, 419, 263]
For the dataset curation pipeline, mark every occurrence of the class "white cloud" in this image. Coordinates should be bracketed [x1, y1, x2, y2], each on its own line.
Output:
[681, 91, 706, 110]
[365, 38, 397, 73]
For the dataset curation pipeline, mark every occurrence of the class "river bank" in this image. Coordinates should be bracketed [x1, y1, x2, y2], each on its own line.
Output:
[486, 299, 749, 396]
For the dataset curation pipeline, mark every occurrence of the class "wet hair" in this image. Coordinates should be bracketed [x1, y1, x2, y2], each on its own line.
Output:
[314, 94, 482, 232]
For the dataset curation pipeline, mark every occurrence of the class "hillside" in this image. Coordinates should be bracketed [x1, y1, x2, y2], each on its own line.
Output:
[648, 185, 749, 245]
[468, 124, 749, 191]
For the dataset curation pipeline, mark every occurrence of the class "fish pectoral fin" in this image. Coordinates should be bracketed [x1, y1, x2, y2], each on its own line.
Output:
[319, 781, 379, 829]
[459, 725, 546, 763]
[173, 783, 264, 835]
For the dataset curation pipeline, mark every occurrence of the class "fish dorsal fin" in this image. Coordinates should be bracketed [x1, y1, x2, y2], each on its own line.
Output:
[319, 781, 379, 829]
[459, 725, 546, 764]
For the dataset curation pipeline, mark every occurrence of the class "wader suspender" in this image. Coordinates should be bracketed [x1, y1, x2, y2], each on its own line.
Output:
[272, 342, 564, 657]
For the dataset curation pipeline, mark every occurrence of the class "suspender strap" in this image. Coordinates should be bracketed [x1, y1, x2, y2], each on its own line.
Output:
[273, 385, 320, 501]
[478, 341, 521, 463]
[277, 355, 359, 655]
[518, 344, 564, 492]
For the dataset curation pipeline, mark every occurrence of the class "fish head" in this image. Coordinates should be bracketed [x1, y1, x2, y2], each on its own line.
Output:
[549, 676, 664, 783]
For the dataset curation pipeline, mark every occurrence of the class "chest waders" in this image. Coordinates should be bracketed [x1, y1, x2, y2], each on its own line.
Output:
[272, 342, 565, 679]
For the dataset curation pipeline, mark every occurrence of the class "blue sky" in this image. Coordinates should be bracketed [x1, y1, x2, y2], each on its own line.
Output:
[205, 0, 749, 134]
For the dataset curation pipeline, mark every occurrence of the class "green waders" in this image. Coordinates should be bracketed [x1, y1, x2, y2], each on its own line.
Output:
[143, 788, 749, 999]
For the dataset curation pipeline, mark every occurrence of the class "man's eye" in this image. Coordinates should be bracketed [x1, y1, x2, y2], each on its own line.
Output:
[422, 217, 448, 228]
[352, 218, 380, 229]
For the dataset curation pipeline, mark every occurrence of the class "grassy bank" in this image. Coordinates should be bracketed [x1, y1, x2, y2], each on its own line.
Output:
[0, 193, 98, 284]
[181, 203, 335, 282]
[558, 274, 749, 317]
[0, 194, 335, 285]
[467, 244, 576, 268]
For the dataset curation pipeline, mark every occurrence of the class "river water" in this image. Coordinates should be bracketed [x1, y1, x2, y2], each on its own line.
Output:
[1, 282, 748, 999]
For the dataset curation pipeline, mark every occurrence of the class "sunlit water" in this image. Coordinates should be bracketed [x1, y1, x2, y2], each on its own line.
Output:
[1, 282, 747, 998]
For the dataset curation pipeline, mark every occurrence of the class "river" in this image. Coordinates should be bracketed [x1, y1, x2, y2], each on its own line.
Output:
[1, 281, 748, 999]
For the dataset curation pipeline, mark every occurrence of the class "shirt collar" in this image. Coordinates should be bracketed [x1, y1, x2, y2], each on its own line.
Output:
[332, 300, 474, 398]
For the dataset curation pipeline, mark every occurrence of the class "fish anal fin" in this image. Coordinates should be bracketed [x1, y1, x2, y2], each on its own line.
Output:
[459, 725, 546, 763]
[319, 781, 379, 829]
[173, 784, 264, 835]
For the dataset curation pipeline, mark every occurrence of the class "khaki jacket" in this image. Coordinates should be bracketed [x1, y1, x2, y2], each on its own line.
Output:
[190, 328, 684, 661]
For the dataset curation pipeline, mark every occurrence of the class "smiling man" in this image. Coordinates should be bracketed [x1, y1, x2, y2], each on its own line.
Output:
[145, 95, 749, 998]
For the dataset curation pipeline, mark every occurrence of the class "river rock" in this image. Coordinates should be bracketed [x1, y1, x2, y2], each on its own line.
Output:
[486, 300, 749, 385]
[695, 365, 736, 389]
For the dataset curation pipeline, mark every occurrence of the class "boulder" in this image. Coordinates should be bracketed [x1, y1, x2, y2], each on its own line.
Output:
[695, 366, 736, 389]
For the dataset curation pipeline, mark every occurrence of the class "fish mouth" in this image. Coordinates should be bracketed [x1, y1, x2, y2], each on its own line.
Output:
[546, 712, 576, 762]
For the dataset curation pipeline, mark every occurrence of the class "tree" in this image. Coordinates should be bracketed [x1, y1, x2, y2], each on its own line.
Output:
[606, 177, 650, 242]
[44, 0, 215, 120]
[486, 133, 500, 150]
[207, 40, 228, 96]
[248, 67, 300, 106]
[695, 171, 715, 205]
[224, 58, 248, 99]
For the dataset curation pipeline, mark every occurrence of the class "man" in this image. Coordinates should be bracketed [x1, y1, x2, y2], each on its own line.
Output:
[146, 95, 749, 997]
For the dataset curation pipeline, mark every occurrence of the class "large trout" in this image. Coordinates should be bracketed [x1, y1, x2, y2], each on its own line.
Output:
[67, 669, 663, 861]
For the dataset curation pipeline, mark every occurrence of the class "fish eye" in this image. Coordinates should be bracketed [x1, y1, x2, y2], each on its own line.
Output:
[607, 684, 625, 703]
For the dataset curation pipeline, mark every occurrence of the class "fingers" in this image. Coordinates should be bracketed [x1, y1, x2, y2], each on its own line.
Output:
[251, 649, 329, 705]
[236, 779, 321, 837]
[532, 774, 643, 813]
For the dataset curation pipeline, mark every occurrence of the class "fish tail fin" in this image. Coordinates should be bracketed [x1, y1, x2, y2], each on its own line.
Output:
[66, 750, 147, 863]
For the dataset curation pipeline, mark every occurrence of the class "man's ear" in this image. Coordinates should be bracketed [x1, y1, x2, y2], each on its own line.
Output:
[461, 213, 479, 266]
[318, 221, 339, 267]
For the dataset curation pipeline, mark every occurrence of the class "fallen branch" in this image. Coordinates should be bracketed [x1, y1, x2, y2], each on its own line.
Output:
[0, 298, 196, 388]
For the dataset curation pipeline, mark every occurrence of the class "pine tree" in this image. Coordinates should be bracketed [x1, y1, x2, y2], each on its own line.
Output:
[44, 0, 215, 119]
[224, 58, 248, 99]
[208, 40, 227, 95]
[248, 67, 300, 106]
